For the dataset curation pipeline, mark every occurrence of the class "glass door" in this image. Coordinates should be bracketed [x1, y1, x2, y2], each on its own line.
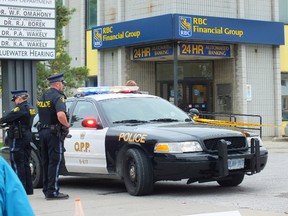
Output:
[190, 84, 208, 111]
[159, 81, 212, 112]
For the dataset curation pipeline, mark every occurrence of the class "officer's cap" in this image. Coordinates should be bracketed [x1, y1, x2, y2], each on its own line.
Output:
[47, 72, 64, 83]
[11, 90, 28, 101]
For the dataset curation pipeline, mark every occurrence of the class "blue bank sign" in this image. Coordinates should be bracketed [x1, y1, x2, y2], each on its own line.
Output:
[179, 43, 231, 57]
[92, 14, 173, 49]
[132, 43, 174, 60]
[174, 14, 284, 45]
[92, 14, 284, 50]
[131, 42, 231, 60]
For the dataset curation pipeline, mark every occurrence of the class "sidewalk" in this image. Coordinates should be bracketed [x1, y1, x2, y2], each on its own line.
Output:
[262, 137, 288, 151]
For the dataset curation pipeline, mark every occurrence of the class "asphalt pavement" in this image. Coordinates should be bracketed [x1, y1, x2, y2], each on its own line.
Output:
[25, 137, 288, 216]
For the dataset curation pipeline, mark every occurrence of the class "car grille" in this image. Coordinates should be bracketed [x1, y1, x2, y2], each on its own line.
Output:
[203, 137, 247, 152]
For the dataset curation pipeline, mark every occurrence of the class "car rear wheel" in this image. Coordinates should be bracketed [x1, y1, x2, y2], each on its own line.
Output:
[30, 148, 43, 188]
[123, 148, 154, 196]
[217, 172, 245, 187]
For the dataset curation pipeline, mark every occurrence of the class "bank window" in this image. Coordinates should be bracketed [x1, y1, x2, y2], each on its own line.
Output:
[86, 0, 97, 29]
[279, 0, 288, 23]
[156, 62, 213, 81]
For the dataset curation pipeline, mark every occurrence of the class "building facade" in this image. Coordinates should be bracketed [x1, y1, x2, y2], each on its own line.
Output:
[63, 0, 98, 86]
[65, 0, 284, 138]
[280, 0, 288, 132]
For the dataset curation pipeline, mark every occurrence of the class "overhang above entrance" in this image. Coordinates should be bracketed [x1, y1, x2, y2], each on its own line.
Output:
[92, 13, 284, 50]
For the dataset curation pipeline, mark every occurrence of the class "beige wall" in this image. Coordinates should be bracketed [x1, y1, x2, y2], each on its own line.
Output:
[86, 30, 98, 76]
[280, 25, 288, 72]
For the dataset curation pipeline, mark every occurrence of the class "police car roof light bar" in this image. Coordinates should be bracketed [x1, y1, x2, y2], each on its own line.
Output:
[76, 86, 139, 96]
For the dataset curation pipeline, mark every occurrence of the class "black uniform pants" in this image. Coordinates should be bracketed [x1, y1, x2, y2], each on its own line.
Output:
[39, 128, 64, 196]
[9, 133, 34, 195]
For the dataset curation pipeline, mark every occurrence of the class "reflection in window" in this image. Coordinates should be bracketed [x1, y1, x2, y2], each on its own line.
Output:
[66, 101, 72, 112]
[156, 61, 213, 81]
[70, 101, 98, 128]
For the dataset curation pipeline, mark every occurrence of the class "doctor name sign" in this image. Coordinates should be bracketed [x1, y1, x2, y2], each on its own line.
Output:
[0, 0, 56, 60]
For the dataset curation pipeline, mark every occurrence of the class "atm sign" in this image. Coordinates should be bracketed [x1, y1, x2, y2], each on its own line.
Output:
[179, 43, 231, 58]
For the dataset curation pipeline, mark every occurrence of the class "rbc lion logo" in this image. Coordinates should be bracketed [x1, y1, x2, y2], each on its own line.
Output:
[179, 16, 192, 37]
[93, 28, 103, 48]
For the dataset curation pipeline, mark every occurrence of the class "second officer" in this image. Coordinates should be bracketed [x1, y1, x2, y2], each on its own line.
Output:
[37, 72, 70, 200]
[0, 90, 36, 195]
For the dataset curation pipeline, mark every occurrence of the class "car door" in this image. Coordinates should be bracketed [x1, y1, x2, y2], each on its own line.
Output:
[64, 99, 109, 174]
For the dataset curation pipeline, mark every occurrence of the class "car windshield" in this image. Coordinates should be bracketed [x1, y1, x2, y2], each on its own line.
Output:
[99, 96, 192, 125]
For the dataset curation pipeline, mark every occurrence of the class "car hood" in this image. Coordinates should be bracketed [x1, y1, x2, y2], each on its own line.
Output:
[110, 122, 246, 142]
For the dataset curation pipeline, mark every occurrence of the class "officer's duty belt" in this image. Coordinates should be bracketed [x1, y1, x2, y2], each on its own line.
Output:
[21, 125, 30, 130]
[39, 124, 57, 130]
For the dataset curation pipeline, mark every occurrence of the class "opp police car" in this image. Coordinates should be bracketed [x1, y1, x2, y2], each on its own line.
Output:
[1, 86, 268, 196]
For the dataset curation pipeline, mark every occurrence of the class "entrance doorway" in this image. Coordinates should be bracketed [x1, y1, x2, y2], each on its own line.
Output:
[158, 81, 212, 112]
[156, 61, 213, 112]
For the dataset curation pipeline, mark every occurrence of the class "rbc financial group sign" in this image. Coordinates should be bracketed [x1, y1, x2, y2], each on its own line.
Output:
[92, 14, 173, 49]
[92, 14, 284, 50]
[0, 0, 56, 60]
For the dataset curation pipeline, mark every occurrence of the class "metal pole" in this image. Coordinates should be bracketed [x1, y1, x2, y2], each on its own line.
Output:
[173, 42, 178, 106]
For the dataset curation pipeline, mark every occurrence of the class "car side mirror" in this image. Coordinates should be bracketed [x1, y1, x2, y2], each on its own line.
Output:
[189, 108, 200, 117]
[81, 118, 102, 129]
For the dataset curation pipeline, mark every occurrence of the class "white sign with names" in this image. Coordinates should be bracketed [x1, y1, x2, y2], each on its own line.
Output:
[0, 27, 55, 38]
[0, 0, 56, 60]
[0, 5, 55, 18]
[0, 48, 55, 59]
[0, 37, 55, 48]
[0, 0, 55, 8]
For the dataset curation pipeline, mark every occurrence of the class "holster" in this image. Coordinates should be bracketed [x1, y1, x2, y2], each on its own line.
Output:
[7, 125, 23, 139]
[56, 124, 69, 141]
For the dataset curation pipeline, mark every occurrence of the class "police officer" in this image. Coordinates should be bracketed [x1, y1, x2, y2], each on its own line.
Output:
[0, 90, 36, 195]
[37, 72, 69, 200]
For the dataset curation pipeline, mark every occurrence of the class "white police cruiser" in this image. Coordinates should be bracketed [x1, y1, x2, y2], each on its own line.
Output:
[1, 86, 268, 196]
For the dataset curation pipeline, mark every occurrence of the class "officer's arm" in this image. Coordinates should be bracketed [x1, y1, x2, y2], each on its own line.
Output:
[0, 108, 24, 124]
[57, 111, 69, 128]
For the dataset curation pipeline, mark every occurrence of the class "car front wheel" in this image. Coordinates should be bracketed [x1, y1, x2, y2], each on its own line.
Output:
[123, 148, 154, 196]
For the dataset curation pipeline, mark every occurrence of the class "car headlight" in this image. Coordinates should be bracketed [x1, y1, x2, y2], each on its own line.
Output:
[246, 136, 264, 148]
[154, 141, 203, 153]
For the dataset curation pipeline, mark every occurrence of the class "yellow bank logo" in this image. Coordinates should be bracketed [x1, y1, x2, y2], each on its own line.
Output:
[179, 16, 192, 37]
[93, 28, 103, 48]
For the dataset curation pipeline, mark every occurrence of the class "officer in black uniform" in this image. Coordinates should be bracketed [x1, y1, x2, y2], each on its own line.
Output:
[37, 72, 70, 200]
[0, 90, 36, 195]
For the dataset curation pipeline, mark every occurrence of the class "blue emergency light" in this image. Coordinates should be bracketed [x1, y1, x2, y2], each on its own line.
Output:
[76, 86, 139, 96]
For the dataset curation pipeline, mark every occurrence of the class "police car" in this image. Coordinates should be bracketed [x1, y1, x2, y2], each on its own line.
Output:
[1, 86, 268, 196]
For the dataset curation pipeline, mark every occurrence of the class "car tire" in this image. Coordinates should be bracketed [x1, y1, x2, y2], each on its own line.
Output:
[123, 148, 154, 196]
[217, 172, 245, 187]
[30, 149, 43, 188]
